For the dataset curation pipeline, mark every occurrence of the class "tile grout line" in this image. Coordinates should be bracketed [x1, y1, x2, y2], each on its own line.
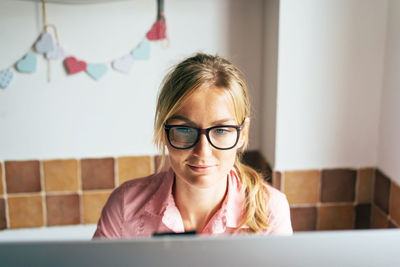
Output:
[77, 158, 84, 224]
[40, 160, 48, 227]
[2, 161, 10, 229]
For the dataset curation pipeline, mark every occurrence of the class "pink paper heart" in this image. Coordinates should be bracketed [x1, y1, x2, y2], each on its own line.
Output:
[112, 55, 134, 74]
[64, 56, 87, 74]
[146, 20, 167, 41]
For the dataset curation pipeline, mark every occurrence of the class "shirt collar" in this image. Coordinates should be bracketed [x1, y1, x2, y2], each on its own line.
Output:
[143, 167, 247, 232]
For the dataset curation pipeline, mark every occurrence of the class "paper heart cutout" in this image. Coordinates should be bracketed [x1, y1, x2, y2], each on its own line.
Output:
[46, 45, 65, 60]
[65, 56, 87, 74]
[86, 63, 108, 80]
[0, 69, 14, 89]
[16, 53, 37, 73]
[35, 33, 55, 54]
[146, 20, 167, 41]
[113, 55, 134, 74]
[132, 39, 151, 60]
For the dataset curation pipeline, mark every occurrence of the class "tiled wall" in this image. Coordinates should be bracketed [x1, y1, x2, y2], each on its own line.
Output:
[0, 156, 169, 230]
[1, 151, 399, 232]
[273, 168, 400, 231]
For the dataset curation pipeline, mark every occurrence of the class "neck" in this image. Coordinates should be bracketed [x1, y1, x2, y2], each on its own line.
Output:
[173, 175, 228, 232]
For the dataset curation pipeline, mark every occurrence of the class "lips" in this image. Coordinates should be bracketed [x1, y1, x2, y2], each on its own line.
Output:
[187, 164, 216, 172]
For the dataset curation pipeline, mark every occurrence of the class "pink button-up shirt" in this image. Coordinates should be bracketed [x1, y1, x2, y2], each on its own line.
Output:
[93, 168, 292, 238]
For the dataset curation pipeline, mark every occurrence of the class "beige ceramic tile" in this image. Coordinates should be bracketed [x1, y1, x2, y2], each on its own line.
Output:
[371, 204, 389, 229]
[318, 204, 354, 230]
[118, 156, 152, 185]
[389, 182, 400, 225]
[0, 163, 3, 195]
[43, 159, 79, 192]
[284, 170, 321, 204]
[8, 195, 44, 229]
[82, 191, 111, 224]
[357, 168, 374, 203]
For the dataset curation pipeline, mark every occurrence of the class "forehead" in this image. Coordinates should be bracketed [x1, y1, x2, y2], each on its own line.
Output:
[171, 86, 237, 125]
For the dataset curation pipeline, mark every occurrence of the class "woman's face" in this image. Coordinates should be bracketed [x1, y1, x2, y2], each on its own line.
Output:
[165, 86, 247, 189]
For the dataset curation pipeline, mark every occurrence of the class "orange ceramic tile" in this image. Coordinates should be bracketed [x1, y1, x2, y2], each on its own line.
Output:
[371, 204, 389, 229]
[389, 182, 400, 225]
[0, 163, 4, 195]
[46, 194, 81, 226]
[118, 156, 152, 185]
[356, 168, 374, 203]
[5, 160, 41, 193]
[154, 155, 171, 173]
[0, 198, 6, 229]
[43, 159, 79, 192]
[318, 204, 354, 230]
[8, 195, 44, 229]
[82, 191, 111, 224]
[284, 170, 320, 204]
[81, 158, 115, 190]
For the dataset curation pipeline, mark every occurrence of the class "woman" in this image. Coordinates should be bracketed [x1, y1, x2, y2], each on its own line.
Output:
[93, 53, 292, 238]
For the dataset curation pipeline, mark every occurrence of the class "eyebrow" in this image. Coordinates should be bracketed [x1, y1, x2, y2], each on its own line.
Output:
[167, 115, 236, 126]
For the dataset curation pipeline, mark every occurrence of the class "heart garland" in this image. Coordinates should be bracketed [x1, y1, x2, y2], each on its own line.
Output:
[0, 0, 168, 89]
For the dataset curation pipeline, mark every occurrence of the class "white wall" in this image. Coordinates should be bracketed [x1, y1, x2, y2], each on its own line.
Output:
[0, 0, 264, 161]
[378, 0, 400, 185]
[261, 0, 279, 167]
[274, 0, 387, 171]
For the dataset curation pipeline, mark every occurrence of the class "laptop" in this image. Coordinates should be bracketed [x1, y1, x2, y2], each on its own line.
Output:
[0, 229, 399, 267]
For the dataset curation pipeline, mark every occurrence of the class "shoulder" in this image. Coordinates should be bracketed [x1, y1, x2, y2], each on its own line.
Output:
[113, 170, 170, 205]
[262, 182, 293, 235]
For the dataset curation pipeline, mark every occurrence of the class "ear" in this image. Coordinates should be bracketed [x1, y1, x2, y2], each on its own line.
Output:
[237, 117, 250, 148]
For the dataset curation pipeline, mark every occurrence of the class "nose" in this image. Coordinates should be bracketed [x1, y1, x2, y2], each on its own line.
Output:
[192, 132, 213, 157]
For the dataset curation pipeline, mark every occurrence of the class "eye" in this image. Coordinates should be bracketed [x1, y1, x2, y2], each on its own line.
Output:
[213, 127, 233, 134]
[175, 127, 194, 134]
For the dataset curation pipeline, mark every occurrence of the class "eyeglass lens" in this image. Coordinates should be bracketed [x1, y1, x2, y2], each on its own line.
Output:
[168, 126, 239, 149]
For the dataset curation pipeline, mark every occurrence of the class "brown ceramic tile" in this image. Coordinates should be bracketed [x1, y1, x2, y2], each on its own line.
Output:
[290, 206, 317, 231]
[81, 158, 115, 190]
[154, 155, 171, 173]
[5, 161, 41, 193]
[46, 194, 80, 226]
[371, 204, 389, 229]
[321, 169, 356, 203]
[118, 156, 152, 185]
[355, 204, 371, 229]
[0, 163, 4, 195]
[8, 195, 44, 228]
[389, 182, 400, 225]
[318, 204, 354, 230]
[356, 168, 374, 203]
[374, 169, 391, 214]
[43, 159, 79, 192]
[0, 198, 6, 229]
[273, 171, 281, 191]
[82, 191, 111, 224]
[284, 170, 320, 204]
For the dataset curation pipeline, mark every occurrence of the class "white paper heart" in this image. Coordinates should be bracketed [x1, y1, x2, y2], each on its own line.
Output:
[35, 33, 55, 54]
[112, 55, 134, 74]
[46, 45, 65, 60]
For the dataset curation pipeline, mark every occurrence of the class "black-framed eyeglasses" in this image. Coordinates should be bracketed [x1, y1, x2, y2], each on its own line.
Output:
[164, 122, 244, 150]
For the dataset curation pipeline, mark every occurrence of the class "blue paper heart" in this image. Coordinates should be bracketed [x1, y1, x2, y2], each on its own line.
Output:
[16, 53, 37, 73]
[0, 69, 13, 89]
[86, 64, 108, 80]
[132, 39, 151, 60]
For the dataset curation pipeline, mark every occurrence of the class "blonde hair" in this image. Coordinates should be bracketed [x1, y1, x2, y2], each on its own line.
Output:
[154, 53, 270, 233]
